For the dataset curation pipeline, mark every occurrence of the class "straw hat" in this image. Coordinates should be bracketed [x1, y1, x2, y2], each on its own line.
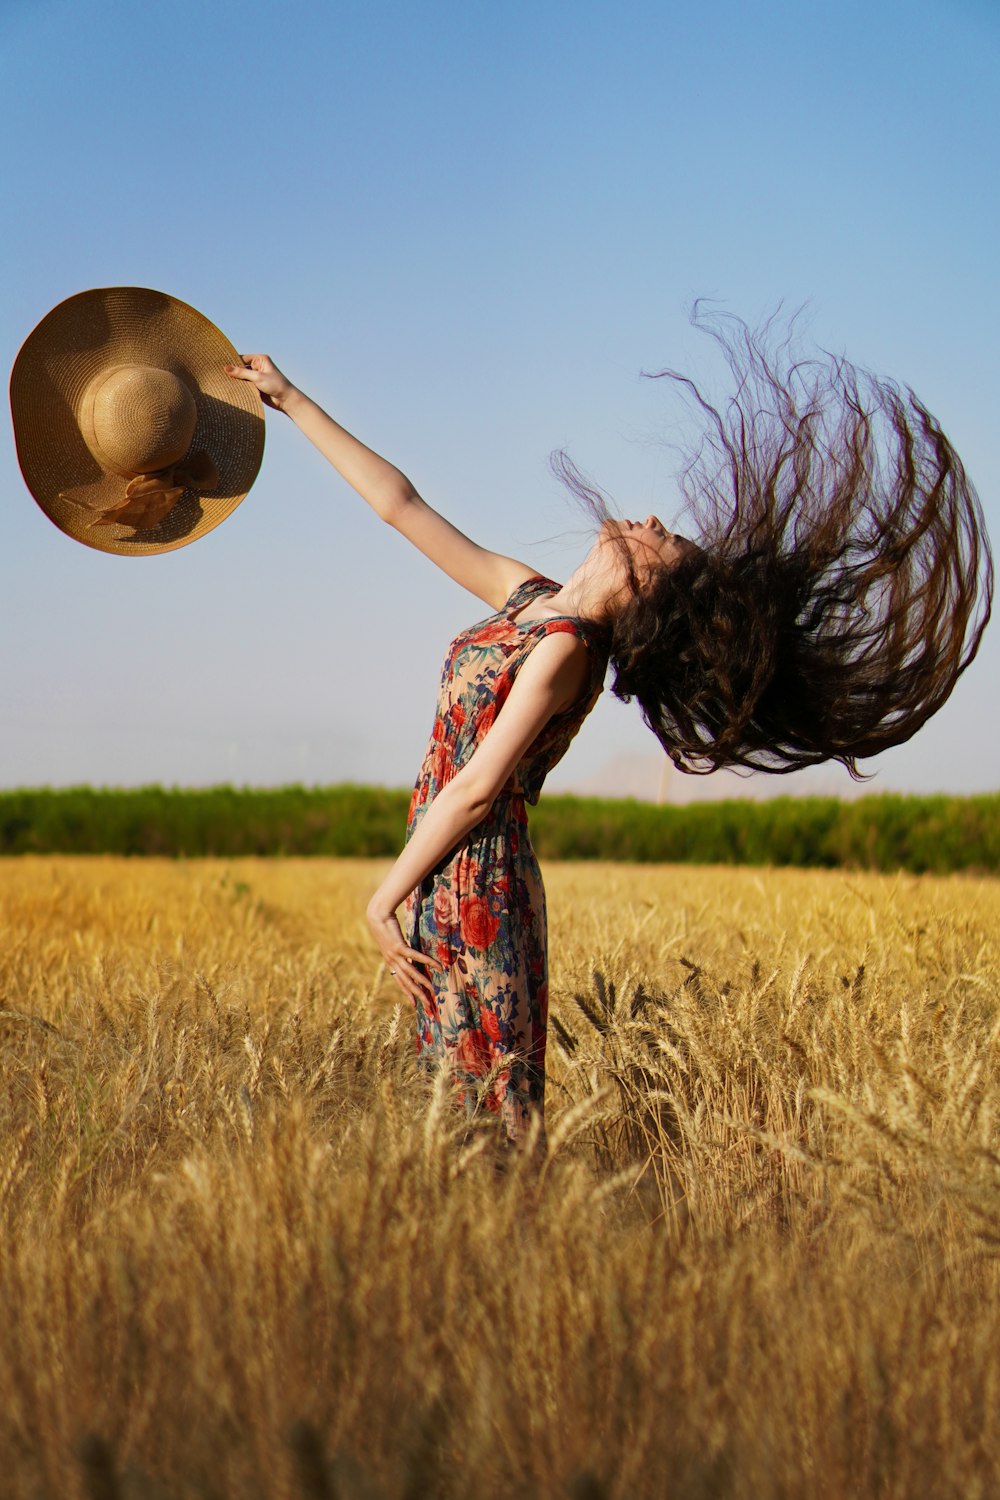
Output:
[9, 286, 265, 555]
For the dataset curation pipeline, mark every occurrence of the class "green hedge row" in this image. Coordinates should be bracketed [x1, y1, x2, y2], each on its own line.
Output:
[1, 785, 998, 872]
[531, 792, 1000, 872]
[0, 785, 409, 859]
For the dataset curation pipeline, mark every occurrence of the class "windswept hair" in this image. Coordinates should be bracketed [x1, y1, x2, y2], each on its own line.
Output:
[554, 311, 993, 776]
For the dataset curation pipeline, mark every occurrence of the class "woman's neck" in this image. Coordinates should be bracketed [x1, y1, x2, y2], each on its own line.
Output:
[544, 555, 619, 624]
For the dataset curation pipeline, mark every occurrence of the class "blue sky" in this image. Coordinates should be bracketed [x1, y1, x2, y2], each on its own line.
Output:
[2, 0, 997, 798]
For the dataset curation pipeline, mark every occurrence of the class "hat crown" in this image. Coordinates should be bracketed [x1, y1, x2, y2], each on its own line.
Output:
[82, 364, 198, 477]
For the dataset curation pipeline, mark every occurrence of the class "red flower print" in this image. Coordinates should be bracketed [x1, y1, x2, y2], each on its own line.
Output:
[475, 623, 512, 646]
[481, 1006, 502, 1043]
[455, 1027, 492, 1078]
[429, 744, 449, 785]
[461, 895, 500, 950]
[432, 883, 459, 935]
[450, 701, 466, 729]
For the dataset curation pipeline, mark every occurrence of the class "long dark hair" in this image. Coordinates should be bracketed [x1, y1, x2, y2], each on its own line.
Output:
[554, 311, 993, 776]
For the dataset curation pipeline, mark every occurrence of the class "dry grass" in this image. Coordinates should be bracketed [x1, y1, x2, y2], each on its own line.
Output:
[2, 855, 999, 1499]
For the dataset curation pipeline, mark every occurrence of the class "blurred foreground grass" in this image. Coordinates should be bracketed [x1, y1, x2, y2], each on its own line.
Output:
[2, 856, 999, 1498]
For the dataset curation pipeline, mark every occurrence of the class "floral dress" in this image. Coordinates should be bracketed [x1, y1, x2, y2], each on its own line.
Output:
[404, 576, 608, 1142]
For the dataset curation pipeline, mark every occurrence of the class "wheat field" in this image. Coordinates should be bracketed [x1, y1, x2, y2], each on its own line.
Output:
[1, 855, 999, 1499]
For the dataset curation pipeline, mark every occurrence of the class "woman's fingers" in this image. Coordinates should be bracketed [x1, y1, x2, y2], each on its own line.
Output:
[386, 954, 440, 1002]
[387, 949, 443, 1001]
[390, 960, 436, 1001]
[223, 354, 293, 409]
[395, 974, 430, 1002]
[368, 912, 444, 1000]
[403, 945, 444, 973]
[224, 354, 268, 381]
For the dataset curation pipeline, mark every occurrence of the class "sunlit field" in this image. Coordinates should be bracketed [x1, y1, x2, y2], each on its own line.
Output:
[2, 856, 999, 1499]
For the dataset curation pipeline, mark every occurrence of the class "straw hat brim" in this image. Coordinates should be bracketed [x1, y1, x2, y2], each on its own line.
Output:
[9, 286, 265, 556]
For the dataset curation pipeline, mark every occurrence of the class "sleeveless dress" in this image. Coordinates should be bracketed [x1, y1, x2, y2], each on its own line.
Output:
[404, 575, 608, 1142]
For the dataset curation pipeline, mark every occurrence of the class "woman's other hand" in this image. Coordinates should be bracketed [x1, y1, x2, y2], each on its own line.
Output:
[366, 904, 442, 1003]
[224, 354, 297, 412]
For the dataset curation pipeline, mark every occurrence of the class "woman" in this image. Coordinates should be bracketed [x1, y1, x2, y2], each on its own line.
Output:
[227, 321, 992, 1144]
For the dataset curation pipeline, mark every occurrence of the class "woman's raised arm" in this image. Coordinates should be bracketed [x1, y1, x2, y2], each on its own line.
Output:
[226, 355, 537, 610]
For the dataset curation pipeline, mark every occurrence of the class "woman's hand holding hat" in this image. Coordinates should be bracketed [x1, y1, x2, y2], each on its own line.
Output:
[225, 354, 297, 413]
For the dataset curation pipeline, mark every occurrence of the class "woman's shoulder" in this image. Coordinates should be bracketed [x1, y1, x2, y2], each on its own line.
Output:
[529, 611, 609, 666]
[510, 616, 607, 715]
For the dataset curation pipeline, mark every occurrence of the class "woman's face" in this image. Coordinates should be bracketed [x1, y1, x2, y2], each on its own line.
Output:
[594, 515, 700, 602]
[606, 515, 697, 573]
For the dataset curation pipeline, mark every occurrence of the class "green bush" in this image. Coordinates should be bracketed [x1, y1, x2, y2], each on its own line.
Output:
[0, 785, 997, 871]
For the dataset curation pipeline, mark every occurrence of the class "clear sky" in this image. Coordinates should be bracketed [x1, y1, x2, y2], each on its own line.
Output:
[2, 0, 997, 800]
